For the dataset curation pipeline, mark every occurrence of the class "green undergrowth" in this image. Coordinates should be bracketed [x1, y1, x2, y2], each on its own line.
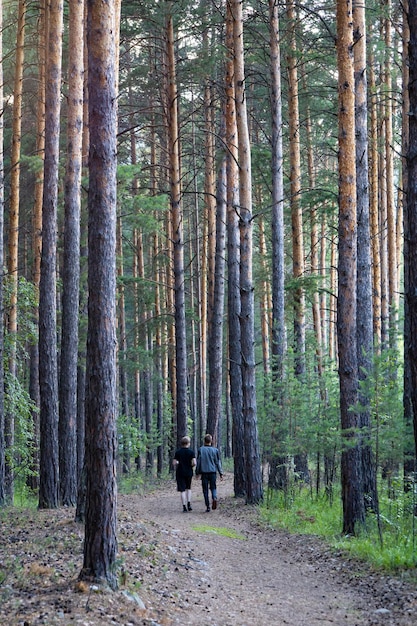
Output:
[260, 485, 417, 576]
[191, 524, 245, 540]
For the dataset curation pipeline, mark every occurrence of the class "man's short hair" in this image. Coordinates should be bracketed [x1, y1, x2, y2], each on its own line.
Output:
[181, 436, 190, 447]
[204, 434, 212, 445]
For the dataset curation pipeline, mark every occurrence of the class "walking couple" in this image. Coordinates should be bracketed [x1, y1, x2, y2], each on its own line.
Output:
[173, 434, 223, 513]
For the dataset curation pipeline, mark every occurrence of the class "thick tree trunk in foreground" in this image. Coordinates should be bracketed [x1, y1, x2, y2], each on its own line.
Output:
[79, 0, 118, 589]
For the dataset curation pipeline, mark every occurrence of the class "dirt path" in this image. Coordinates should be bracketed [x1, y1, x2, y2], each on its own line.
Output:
[120, 474, 416, 626]
[1, 473, 417, 625]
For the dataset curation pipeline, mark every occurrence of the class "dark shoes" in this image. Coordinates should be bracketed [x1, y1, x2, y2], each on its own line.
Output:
[206, 506, 210, 512]
[212, 499, 217, 510]
[183, 505, 188, 513]
[187, 502, 192, 511]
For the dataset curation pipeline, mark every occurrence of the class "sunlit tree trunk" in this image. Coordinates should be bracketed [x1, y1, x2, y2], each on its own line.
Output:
[202, 80, 216, 438]
[59, 0, 84, 507]
[233, 0, 263, 504]
[38, 0, 63, 509]
[336, 0, 365, 535]
[286, 0, 305, 378]
[369, 56, 381, 347]
[258, 214, 271, 375]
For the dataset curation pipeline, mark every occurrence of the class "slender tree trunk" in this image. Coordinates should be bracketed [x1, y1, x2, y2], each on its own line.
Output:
[269, 0, 285, 343]
[166, 8, 188, 446]
[336, 0, 365, 535]
[206, 161, 227, 440]
[80, 0, 118, 589]
[225, 2, 245, 497]
[406, 0, 417, 466]
[38, 0, 63, 510]
[202, 76, 216, 438]
[329, 229, 338, 362]
[0, 0, 5, 506]
[369, 55, 382, 347]
[28, 0, 46, 493]
[402, 0, 414, 479]
[383, 0, 398, 339]
[258, 214, 271, 375]
[5, 0, 25, 501]
[117, 215, 130, 474]
[233, 0, 263, 504]
[286, 0, 305, 378]
[353, 0, 378, 512]
[59, 0, 84, 507]
[132, 228, 142, 471]
[269, 0, 288, 491]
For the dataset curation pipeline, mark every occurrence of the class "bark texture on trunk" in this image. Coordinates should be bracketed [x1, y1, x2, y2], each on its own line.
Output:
[38, 0, 63, 510]
[80, 0, 118, 589]
[336, 0, 365, 535]
[233, 0, 263, 505]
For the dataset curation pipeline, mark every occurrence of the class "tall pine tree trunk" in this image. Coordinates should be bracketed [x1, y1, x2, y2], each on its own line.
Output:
[0, 0, 5, 506]
[233, 0, 263, 505]
[286, 0, 305, 378]
[268, 0, 288, 491]
[38, 0, 63, 509]
[59, 0, 84, 506]
[336, 0, 365, 535]
[369, 55, 382, 347]
[353, 0, 378, 513]
[206, 161, 227, 440]
[28, 0, 46, 493]
[405, 0, 417, 467]
[80, 0, 118, 589]
[225, 2, 245, 497]
[6, 0, 25, 501]
[166, 8, 188, 446]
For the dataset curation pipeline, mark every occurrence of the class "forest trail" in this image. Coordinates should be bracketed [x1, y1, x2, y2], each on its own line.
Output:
[120, 473, 416, 626]
[1, 473, 417, 625]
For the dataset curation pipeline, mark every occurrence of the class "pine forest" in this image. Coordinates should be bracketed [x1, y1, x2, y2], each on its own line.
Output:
[0, 0, 417, 587]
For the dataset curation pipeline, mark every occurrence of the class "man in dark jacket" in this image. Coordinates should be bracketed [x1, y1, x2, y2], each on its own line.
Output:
[173, 436, 196, 512]
[195, 434, 223, 512]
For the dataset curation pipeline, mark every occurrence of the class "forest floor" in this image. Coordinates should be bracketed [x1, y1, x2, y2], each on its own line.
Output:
[1, 473, 417, 625]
